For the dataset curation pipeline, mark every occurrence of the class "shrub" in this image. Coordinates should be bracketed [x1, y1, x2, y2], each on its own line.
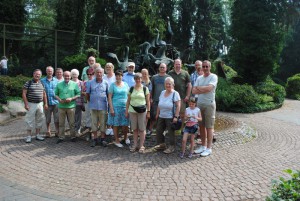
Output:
[0, 75, 31, 99]
[216, 77, 285, 113]
[256, 76, 286, 104]
[61, 54, 107, 73]
[286, 73, 300, 100]
[266, 169, 300, 201]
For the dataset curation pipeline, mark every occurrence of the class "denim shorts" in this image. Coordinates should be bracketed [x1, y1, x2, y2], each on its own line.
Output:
[183, 124, 198, 134]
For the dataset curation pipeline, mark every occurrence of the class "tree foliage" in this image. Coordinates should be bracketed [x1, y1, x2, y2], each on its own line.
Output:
[229, 0, 288, 85]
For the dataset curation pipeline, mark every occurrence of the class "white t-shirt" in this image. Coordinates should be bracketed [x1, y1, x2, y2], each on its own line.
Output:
[195, 73, 218, 105]
[0, 59, 8, 69]
[103, 74, 116, 88]
[185, 107, 200, 126]
[158, 90, 181, 118]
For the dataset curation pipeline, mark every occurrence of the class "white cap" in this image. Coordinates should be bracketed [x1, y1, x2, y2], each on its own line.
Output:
[127, 62, 135, 67]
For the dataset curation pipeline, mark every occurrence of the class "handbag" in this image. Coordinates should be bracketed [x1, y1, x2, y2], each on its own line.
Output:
[129, 86, 147, 113]
[170, 92, 182, 130]
[130, 104, 146, 113]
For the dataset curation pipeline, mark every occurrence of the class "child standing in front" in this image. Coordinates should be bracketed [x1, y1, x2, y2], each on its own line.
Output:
[180, 97, 202, 158]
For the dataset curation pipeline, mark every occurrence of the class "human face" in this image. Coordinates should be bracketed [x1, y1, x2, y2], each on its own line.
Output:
[46, 68, 53, 78]
[141, 70, 148, 78]
[189, 101, 196, 109]
[87, 72, 94, 80]
[56, 70, 63, 79]
[195, 61, 202, 71]
[164, 81, 173, 91]
[88, 57, 96, 67]
[197, 67, 204, 75]
[174, 59, 182, 72]
[202, 62, 211, 74]
[63, 72, 71, 83]
[116, 74, 122, 82]
[127, 65, 135, 73]
[134, 77, 142, 84]
[105, 66, 113, 74]
[33, 70, 42, 81]
[159, 64, 167, 73]
[95, 70, 103, 80]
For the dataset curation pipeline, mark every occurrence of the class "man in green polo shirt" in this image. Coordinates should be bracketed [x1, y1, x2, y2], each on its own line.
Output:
[168, 59, 192, 123]
[55, 71, 81, 143]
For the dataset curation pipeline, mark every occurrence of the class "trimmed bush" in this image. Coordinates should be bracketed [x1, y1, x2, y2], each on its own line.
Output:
[255, 76, 286, 104]
[216, 77, 285, 113]
[286, 73, 300, 100]
[61, 54, 107, 73]
[266, 169, 300, 201]
[0, 75, 31, 99]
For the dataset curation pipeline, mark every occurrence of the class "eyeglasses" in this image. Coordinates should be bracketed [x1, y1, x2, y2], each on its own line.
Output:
[159, 66, 166, 69]
[202, 66, 209, 68]
[87, 74, 93, 76]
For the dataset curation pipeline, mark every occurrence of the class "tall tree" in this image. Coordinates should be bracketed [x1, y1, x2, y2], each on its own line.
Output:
[229, 0, 287, 84]
[193, 0, 225, 60]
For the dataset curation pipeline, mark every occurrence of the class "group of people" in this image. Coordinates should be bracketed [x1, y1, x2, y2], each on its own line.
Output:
[22, 56, 218, 157]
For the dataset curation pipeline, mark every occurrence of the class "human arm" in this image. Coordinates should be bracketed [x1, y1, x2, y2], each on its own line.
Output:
[173, 100, 181, 123]
[22, 89, 29, 111]
[192, 84, 214, 94]
[125, 94, 130, 118]
[184, 82, 192, 101]
[146, 93, 150, 119]
[43, 90, 48, 110]
[108, 93, 114, 116]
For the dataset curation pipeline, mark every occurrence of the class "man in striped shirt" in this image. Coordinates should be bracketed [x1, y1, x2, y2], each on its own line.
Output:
[22, 69, 48, 143]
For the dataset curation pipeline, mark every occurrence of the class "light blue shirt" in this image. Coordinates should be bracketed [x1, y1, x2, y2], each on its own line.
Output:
[41, 77, 59, 105]
[122, 72, 135, 88]
[109, 82, 129, 107]
[86, 78, 109, 111]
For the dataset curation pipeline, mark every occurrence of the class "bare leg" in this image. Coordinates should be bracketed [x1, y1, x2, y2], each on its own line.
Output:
[113, 126, 120, 143]
[122, 126, 128, 141]
[190, 134, 195, 153]
[200, 125, 207, 147]
[181, 133, 188, 153]
[207, 128, 213, 149]
[133, 129, 139, 148]
[139, 130, 145, 148]
[55, 122, 59, 134]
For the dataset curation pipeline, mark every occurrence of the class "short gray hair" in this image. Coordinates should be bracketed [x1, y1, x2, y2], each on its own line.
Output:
[165, 77, 175, 86]
[71, 69, 79, 77]
[134, 72, 142, 80]
[95, 67, 104, 73]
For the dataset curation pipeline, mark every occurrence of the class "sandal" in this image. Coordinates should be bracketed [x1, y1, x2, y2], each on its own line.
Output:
[130, 146, 138, 152]
[138, 146, 145, 153]
[45, 131, 51, 138]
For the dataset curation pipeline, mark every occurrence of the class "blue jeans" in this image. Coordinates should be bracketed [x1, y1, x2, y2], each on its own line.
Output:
[1, 68, 7, 75]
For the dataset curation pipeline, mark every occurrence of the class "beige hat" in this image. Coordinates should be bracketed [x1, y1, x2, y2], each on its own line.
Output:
[127, 62, 135, 67]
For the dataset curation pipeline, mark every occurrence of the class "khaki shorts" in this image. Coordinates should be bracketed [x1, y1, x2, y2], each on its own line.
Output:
[129, 112, 147, 131]
[197, 102, 216, 129]
[90, 110, 107, 133]
[45, 104, 59, 124]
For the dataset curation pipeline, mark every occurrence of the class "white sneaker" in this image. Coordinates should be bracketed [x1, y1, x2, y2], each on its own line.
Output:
[114, 142, 124, 148]
[194, 146, 206, 154]
[125, 138, 130, 145]
[25, 136, 32, 143]
[200, 148, 212, 157]
[105, 128, 113, 136]
[36, 134, 45, 141]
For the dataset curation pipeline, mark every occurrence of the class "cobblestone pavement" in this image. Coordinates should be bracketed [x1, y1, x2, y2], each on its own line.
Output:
[0, 99, 299, 201]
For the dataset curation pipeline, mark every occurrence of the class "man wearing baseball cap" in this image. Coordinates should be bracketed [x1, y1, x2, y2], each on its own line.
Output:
[122, 62, 136, 87]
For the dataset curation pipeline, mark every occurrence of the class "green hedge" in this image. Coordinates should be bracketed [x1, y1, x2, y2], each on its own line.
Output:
[216, 77, 286, 113]
[0, 75, 31, 98]
[286, 73, 300, 100]
[61, 54, 107, 73]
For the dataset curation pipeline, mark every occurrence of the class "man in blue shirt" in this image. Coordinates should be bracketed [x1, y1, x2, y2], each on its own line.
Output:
[122, 62, 135, 87]
[41, 66, 59, 137]
[86, 67, 109, 147]
[190, 60, 203, 87]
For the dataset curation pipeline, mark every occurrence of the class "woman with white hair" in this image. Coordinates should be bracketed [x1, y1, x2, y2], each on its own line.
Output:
[71, 69, 84, 134]
[154, 77, 181, 154]
[103, 62, 116, 88]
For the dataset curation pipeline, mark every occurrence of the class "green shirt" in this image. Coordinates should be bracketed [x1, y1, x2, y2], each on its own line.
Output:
[81, 66, 90, 81]
[128, 87, 149, 113]
[55, 80, 81, 109]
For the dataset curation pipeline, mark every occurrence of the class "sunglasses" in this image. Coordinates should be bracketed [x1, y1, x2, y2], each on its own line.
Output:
[202, 66, 209, 68]
[87, 74, 93, 76]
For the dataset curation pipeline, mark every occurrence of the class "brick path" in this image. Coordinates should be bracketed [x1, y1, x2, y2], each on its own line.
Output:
[0, 99, 299, 201]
